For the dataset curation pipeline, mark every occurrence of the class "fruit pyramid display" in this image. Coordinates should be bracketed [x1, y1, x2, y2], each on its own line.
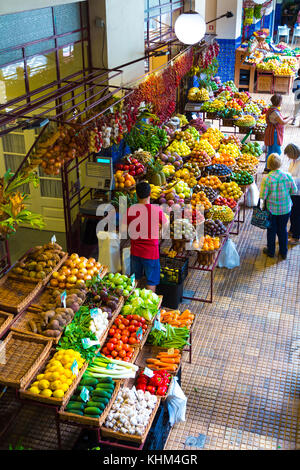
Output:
[219, 182, 243, 201]
[214, 196, 237, 210]
[194, 139, 215, 157]
[186, 126, 200, 140]
[204, 219, 227, 237]
[183, 162, 201, 178]
[166, 139, 191, 157]
[191, 191, 212, 211]
[208, 205, 234, 223]
[238, 154, 259, 167]
[28, 349, 85, 398]
[204, 164, 232, 177]
[200, 128, 224, 150]
[235, 115, 256, 128]
[241, 141, 262, 157]
[114, 170, 136, 190]
[221, 135, 242, 149]
[218, 142, 240, 160]
[230, 170, 253, 186]
[174, 130, 196, 149]
[192, 235, 220, 251]
[189, 149, 212, 167]
[211, 154, 236, 167]
[199, 175, 222, 189]
[193, 184, 219, 202]
[50, 254, 103, 290]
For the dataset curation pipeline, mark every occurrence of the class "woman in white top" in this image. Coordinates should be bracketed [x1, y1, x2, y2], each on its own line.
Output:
[284, 144, 300, 243]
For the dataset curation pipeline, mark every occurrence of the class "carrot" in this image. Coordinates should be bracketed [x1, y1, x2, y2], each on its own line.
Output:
[157, 354, 179, 359]
[156, 365, 177, 372]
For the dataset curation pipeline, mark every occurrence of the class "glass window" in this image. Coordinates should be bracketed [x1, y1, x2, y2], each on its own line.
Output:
[0, 63, 26, 103]
[53, 4, 81, 35]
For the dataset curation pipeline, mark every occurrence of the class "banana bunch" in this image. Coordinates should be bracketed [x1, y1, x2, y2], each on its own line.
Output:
[150, 184, 162, 200]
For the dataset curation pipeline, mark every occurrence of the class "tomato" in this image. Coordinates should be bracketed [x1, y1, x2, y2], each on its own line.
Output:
[139, 317, 146, 324]
[107, 343, 115, 351]
[127, 315, 133, 320]
[114, 329, 122, 335]
[115, 345, 122, 352]
[127, 346, 133, 353]
[101, 347, 109, 355]
[111, 350, 118, 357]
[110, 338, 117, 344]
[128, 325, 136, 333]
[131, 320, 138, 326]
[132, 315, 140, 321]
[119, 324, 125, 330]
[114, 356, 121, 361]
[123, 319, 130, 326]
[123, 344, 130, 351]
[137, 322, 142, 328]
[119, 350, 126, 358]
[123, 356, 130, 362]
[109, 328, 116, 336]
[106, 355, 113, 359]
[121, 335, 128, 344]
[116, 340, 123, 348]
[126, 351, 133, 358]
[114, 333, 121, 340]
[128, 337, 136, 345]
[122, 329, 130, 337]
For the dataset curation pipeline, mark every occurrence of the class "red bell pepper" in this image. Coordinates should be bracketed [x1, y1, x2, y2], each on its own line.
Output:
[156, 385, 168, 396]
[146, 385, 156, 394]
[149, 374, 163, 387]
[136, 383, 147, 392]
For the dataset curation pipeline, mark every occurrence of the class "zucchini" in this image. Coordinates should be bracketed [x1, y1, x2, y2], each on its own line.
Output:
[96, 377, 113, 384]
[90, 396, 109, 406]
[68, 410, 84, 416]
[84, 406, 101, 416]
[95, 384, 114, 392]
[86, 401, 105, 410]
[66, 401, 84, 411]
[80, 378, 98, 387]
[92, 390, 111, 399]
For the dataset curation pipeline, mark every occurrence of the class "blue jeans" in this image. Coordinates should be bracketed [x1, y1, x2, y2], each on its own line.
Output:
[130, 255, 161, 286]
[267, 212, 290, 257]
[265, 129, 282, 170]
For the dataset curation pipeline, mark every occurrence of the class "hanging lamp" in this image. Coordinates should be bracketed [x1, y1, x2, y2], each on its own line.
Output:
[174, 11, 206, 45]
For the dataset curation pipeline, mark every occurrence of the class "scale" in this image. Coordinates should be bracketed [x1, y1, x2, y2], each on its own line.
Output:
[84, 156, 114, 191]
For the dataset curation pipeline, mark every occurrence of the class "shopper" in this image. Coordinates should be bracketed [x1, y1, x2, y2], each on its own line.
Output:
[284, 144, 300, 244]
[125, 181, 167, 292]
[291, 69, 300, 126]
[264, 94, 293, 172]
[260, 153, 297, 259]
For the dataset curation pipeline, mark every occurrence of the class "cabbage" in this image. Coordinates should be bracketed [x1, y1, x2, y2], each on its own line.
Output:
[122, 304, 133, 315]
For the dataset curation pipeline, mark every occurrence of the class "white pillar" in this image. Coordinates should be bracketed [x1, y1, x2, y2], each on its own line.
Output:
[88, 0, 145, 86]
[216, 0, 243, 40]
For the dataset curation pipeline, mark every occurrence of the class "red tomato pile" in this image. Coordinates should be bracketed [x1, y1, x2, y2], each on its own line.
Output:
[100, 314, 148, 362]
[116, 157, 145, 177]
[214, 196, 237, 210]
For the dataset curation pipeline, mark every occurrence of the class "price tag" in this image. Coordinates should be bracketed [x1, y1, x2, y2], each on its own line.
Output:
[144, 367, 154, 378]
[80, 386, 90, 403]
[82, 338, 100, 349]
[71, 359, 79, 376]
[61, 290, 67, 308]
[154, 319, 166, 332]
[168, 348, 175, 355]
[130, 273, 135, 285]
[90, 308, 100, 319]
[157, 310, 161, 321]
[51, 234, 56, 244]
[106, 363, 116, 370]
[136, 327, 143, 341]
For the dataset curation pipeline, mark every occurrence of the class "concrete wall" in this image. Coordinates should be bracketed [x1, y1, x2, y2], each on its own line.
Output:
[0, 0, 84, 16]
[205, 0, 217, 34]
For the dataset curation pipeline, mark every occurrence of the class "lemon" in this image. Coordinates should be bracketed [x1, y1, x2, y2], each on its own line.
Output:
[66, 379, 73, 386]
[51, 380, 63, 391]
[43, 373, 53, 381]
[60, 383, 69, 392]
[40, 389, 52, 397]
[52, 389, 64, 398]
[38, 379, 50, 390]
[64, 369, 73, 378]
[29, 386, 40, 395]
[32, 381, 39, 387]
[36, 374, 45, 381]
[50, 372, 61, 381]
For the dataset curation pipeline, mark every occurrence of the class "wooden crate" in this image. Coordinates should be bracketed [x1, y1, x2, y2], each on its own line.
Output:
[256, 73, 274, 93]
[273, 75, 293, 94]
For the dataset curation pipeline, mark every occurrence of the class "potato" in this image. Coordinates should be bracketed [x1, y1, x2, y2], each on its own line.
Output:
[48, 319, 60, 330]
[43, 329, 56, 337]
[28, 320, 37, 333]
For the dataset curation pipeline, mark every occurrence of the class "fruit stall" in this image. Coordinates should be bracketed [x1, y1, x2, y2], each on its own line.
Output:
[0, 243, 196, 450]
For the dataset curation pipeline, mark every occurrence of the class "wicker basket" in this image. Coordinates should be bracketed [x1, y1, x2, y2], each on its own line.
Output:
[222, 118, 234, 127]
[100, 395, 161, 444]
[10, 308, 64, 344]
[19, 352, 88, 406]
[254, 131, 265, 141]
[0, 331, 52, 388]
[196, 249, 219, 266]
[0, 274, 43, 314]
[8, 252, 68, 287]
[59, 380, 122, 427]
[0, 311, 14, 338]
[206, 112, 218, 120]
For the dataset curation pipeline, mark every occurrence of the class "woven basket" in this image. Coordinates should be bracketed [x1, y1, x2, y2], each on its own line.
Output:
[196, 249, 219, 266]
[0, 274, 43, 314]
[222, 118, 234, 127]
[206, 112, 218, 120]
[0, 331, 52, 388]
[254, 131, 265, 141]
[100, 396, 161, 444]
[0, 311, 14, 338]
[135, 344, 182, 376]
[19, 352, 88, 406]
[10, 308, 64, 344]
[58, 380, 122, 427]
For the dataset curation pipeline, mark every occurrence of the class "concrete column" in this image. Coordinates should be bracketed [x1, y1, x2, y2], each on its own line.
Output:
[88, 0, 145, 86]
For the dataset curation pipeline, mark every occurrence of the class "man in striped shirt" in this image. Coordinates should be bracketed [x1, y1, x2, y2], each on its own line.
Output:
[260, 154, 297, 259]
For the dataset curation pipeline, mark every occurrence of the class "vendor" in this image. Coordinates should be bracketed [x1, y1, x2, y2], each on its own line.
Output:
[264, 94, 293, 172]
[125, 181, 167, 293]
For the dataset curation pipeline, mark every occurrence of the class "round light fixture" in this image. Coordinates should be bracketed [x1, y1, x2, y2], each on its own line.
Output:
[174, 11, 206, 45]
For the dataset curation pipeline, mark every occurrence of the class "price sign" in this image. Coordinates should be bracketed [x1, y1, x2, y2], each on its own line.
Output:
[90, 308, 100, 319]
[106, 363, 116, 370]
[144, 367, 154, 378]
[71, 359, 79, 376]
[51, 234, 56, 244]
[61, 290, 67, 308]
[82, 338, 100, 349]
[157, 310, 161, 321]
[80, 386, 90, 402]
[130, 273, 135, 285]
[168, 348, 175, 355]
[154, 319, 166, 332]
[136, 327, 143, 341]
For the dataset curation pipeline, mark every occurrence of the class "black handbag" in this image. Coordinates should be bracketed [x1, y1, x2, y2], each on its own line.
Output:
[250, 198, 271, 229]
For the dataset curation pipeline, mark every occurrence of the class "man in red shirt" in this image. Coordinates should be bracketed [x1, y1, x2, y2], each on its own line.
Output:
[125, 181, 167, 292]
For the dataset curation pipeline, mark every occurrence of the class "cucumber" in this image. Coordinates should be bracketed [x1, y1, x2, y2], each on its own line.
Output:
[84, 406, 101, 416]
[66, 401, 84, 411]
[96, 377, 113, 383]
[80, 378, 98, 387]
[68, 410, 84, 416]
[77, 385, 95, 393]
[92, 390, 111, 399]
[90, 396, 109, 406]
[86, 401, 105, 410]
[95, 384, 114, 392]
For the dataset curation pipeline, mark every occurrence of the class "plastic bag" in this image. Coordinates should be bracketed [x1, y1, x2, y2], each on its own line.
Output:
[245, 182, 259, 208]
[122, 247, 131, 276]
[218, 239, 240, 269]
[97, 231, 121, 272]
[166, 377, 187, 426]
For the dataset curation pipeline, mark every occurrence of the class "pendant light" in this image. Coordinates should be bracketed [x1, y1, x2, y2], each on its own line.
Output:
[174, 11, 206, 45]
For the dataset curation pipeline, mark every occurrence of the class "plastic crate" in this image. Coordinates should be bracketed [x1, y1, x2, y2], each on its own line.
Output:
[160, 256, 188, 285]
[156, 282, 184, 310]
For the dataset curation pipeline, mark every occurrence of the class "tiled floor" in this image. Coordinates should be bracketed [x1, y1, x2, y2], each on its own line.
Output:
[165, 91, 300, 450]
[0, 92, 299, 450]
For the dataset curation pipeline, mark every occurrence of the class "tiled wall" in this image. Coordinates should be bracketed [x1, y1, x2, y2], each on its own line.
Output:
[217, 37, 241, 82]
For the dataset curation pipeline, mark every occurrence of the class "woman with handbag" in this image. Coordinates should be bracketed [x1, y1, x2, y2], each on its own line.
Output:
[260, 153, 297, 259]
[284, 144, 300, 244]
[264, 94, 293, 173]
